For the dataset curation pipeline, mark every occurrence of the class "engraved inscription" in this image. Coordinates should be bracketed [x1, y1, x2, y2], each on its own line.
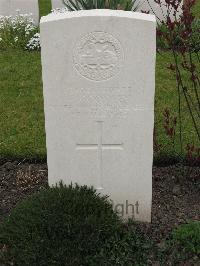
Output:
[63, 86, 132, 119]
[73, 31, 123, 81]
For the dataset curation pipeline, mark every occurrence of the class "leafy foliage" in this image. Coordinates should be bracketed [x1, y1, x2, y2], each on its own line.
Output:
[0, 14, 39, 51]
[87, 221, 151, 265]
[156, 0, 200, 160]
[191, 18, 200, 52]
[63, 0, 139, 11]
[0, 183, 149, 266]
[162, 221, 200, 263]
[172, 221, 200, 256]
[157, 18, 200, 52]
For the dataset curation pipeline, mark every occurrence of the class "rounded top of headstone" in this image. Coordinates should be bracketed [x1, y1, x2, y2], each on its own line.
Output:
[40, 9, 156, 24]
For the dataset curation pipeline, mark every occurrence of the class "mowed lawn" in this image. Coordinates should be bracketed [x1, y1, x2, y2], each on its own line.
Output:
[0, 0, 199, 159]
[38, 0, 52, 17]
[0, 51, 45, 159]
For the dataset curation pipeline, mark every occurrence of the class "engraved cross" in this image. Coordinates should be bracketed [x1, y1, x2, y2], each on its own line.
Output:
[76, 121, 123, 190]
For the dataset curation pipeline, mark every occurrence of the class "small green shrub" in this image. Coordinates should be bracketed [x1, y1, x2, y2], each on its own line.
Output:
[0, 14, 40, 51]
[0, 183, 149, 266]
[87, 222, 151, 265]
[172, 221, 200, 256]
[163, 221, 200, 263]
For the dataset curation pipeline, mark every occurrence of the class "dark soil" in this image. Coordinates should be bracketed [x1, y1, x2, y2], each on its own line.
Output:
[139, 165, 199, 242]
[0, 161, 199, 264]
[0, 161, 48, 221]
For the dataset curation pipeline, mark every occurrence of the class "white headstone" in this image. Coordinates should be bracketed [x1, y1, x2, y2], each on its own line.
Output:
[51, 0, 66, 9]
[0, 0, 39, 24]
[41, 10, 156, 222]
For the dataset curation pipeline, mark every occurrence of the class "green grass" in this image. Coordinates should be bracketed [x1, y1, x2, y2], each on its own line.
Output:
[0, 50, 46, 159]
[161, 221, 200, 263]
[155, 53, 199, 156]
[193, 0, 200, 18]
[38, 0, 52, 18]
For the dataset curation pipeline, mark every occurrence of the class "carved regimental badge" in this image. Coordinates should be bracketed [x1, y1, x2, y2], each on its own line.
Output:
[73, 31, 123, 81]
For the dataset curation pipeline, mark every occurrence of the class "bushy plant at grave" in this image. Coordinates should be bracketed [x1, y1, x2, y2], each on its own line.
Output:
[0, 14, 40, 51]
[162, 221, 200, 263]
[0, 183, 150, 266]
[62, 0, 139, 11]
[87, 222, 151, 265]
